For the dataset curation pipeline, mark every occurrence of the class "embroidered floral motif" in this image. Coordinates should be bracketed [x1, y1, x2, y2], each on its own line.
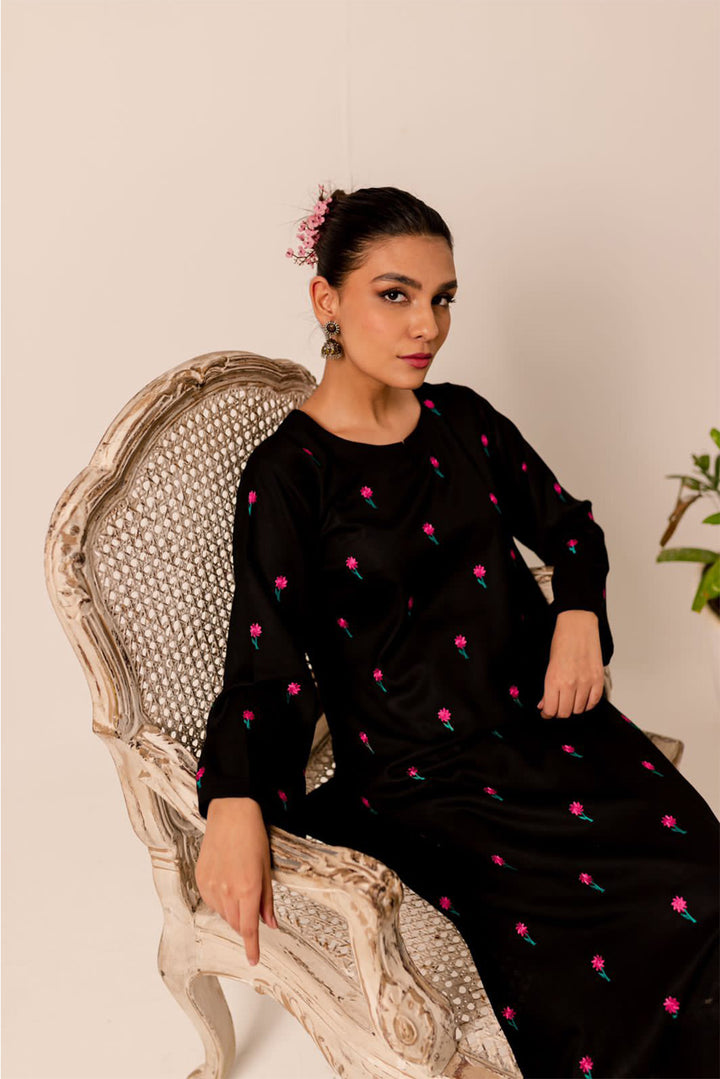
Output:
[491, 854, 518, 871]
[454, 634, 469, 659]
[562, 743, 584, 758]
[579, 872, 605, 893]
[591, 954, 611, 982]
[422, 522, 439, 544]
[569, 800, 594, 822]
[473, 564, 488, 588]
[360, 484, 377, 508]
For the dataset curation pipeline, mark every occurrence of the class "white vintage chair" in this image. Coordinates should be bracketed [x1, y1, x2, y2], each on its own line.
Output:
[45, 351, 684, 1079]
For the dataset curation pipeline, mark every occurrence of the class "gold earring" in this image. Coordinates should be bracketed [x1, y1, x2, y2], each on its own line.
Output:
[321, 320, 343, 359]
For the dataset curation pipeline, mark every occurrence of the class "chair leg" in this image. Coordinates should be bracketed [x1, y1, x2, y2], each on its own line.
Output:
[158, 950, 236, 1079]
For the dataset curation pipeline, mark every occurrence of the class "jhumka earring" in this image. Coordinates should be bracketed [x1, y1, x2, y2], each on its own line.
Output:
[321, 320, 343, 359]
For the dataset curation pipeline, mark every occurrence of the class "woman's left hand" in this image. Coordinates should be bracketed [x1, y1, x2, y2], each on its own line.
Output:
[537, 610, 605, 718]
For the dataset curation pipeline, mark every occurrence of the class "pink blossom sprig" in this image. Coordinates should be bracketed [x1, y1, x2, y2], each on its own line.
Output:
[285, 183, 333, 266]
[671, 895, 697, 923]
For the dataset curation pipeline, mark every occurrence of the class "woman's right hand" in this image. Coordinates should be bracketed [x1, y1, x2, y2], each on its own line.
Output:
[195, 796, 278, 966]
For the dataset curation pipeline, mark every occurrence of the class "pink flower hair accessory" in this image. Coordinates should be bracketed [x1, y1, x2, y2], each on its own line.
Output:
[285, 182, 334, 267]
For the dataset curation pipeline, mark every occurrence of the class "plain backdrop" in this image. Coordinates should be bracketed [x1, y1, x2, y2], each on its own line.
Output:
[3, 1, 719, 1077]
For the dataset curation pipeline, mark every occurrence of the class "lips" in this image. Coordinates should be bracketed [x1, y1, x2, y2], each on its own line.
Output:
[401, 354, 432, 359]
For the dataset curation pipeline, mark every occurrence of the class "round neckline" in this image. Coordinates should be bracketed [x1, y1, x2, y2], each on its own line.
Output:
[288, 386, 428, 449]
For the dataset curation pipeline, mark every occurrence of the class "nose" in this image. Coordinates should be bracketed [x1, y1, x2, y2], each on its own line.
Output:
[409, 302, 442, 343]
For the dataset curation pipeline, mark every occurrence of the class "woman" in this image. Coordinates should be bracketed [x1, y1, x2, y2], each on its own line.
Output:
[194, 184, 719, 1078]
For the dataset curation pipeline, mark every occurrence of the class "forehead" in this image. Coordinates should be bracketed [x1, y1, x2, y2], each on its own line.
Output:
[358, 234, 455, 285]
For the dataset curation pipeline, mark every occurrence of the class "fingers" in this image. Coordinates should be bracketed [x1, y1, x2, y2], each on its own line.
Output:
[539, 678, 604, 718]
[260, 866, 278, 931]
[238, 886, 263, 966]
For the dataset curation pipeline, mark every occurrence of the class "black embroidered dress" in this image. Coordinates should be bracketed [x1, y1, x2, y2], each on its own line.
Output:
[196, 380, 719, 1079]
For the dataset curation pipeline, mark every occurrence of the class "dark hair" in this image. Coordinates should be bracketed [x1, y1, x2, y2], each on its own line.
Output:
[306, 185, 454, 292]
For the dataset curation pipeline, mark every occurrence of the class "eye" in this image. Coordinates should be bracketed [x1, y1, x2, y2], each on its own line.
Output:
[380, 288, 457, 306]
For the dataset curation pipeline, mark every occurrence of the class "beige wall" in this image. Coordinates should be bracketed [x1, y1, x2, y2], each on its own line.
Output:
[4, 1, 719, 1076]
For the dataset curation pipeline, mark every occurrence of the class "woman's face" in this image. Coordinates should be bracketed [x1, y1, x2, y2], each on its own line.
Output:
[310, 234, 457, 386]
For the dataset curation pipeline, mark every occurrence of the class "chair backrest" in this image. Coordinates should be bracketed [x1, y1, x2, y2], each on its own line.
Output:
[45, 351, 318, 766]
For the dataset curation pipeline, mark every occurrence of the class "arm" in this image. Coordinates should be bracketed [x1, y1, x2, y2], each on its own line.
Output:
[465, 386, 614, 716]
[195, 443, 324, 829]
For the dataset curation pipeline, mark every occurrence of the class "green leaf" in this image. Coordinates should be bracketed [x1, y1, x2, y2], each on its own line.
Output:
[710, 428, 720, 451]
[691, 557, 720, 612]
[665, 474, 702, 488]
[702, 512, 720, 525]
[656, 547, 719, 563]
[693, 454, 710, 473]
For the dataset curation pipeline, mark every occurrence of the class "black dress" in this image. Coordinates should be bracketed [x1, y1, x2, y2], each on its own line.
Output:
[196, 380, 720, 1079]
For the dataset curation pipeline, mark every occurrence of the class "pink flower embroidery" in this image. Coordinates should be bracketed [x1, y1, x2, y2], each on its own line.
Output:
[473, 564, 488, 588]
[336, 616, 353, 638]
[345, 555, 363, 579]
[671, 895, 697, 922]
[569, 800, 594, 822]
[567, 538, 578, 554]
[247, 490, 257, 515]
[429, 454, 445, 477]
[579, 1055, 593, 1078]
[250, 622, 262, 648]
[641, 759, 664, 776]
[243, 708, 255, 730]
[286, 681, 301, 702]
[489, 492, 502, 513]
[360, 795, 379, 814]
[591, 954, 611, 981]
[553, 481, 567, 502]
[438, 707, 454, 731]
[521, 461, 528, 472]
[359, 731, 375, 754]
[407, 766, 426, 781]
[661, 814, 687, 834]
[562, 743, 583, 758]
[373, 667, 387, 692]
[501, 1005, 518, 1029]
[663, 995, 680, 1018]
[480, 434, 490, 457]
[454, 633, 469, 659]
[274, 575, 287, 601]
[492, 854, 518, 871]
[422, 396, 441, 415]
[579, 871, 605, 892]
[422, 522, 439, 544]
[509, 685, 523, 707]
[301, 446, 322, 466]
[195, 766, 205, 788]
[484, 786, 504, 801]
[515, 921, 537, 945]
[439, 895, 459, 914]
[360, 484, 377, 508]
[278, 790, 288, 811]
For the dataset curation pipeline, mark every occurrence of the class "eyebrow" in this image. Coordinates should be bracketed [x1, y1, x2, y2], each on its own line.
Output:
[370, 273, 458, 291]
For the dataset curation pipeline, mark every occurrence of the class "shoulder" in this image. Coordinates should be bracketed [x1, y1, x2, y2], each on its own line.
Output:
[423, 380, 497, 421]
[238, 421, 322, 519]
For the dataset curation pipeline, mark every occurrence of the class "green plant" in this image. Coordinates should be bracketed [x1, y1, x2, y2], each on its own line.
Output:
[657, 427, 720, 618]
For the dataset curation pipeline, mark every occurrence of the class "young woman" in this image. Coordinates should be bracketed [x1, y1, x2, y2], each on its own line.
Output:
[194, 184, 719, 1078]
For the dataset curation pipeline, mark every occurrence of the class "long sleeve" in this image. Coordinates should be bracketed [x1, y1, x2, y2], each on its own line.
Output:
[195, 442, 324, 828]
[464, 385, 614, 667]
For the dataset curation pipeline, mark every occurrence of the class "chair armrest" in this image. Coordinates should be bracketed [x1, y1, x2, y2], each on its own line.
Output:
[132, 724, 457, 1072]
